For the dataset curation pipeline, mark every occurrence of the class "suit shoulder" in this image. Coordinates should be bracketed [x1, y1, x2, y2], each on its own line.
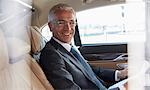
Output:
[40, 42, 63, 62]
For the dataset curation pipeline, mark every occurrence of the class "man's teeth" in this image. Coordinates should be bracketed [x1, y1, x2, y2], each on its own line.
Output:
[64, 33, 70, 35]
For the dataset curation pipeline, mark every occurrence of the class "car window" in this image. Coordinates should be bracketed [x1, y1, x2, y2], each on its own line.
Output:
[76, 1, 145, 45]
[41, 24, 52, 41]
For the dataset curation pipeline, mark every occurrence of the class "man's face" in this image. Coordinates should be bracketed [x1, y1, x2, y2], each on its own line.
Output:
[48, 10, 76, 44]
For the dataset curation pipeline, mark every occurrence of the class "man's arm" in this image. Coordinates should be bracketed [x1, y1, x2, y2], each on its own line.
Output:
[39, 48, 81, 90]
[91, 66, 116, 82]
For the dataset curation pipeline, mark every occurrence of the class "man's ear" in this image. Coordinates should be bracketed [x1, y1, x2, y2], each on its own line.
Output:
[48, 22, 52, 31]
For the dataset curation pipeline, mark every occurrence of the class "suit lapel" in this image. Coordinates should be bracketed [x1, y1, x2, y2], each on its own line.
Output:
[49, 38, 103, 88]
[59, 50, 86, 70]
[58, 50, 100, 84]
[58, 49, 106, 89]
[49, 39, 92, 78]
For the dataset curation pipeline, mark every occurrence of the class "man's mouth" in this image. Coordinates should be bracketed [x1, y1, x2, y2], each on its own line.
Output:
[64, 33, 71, 36]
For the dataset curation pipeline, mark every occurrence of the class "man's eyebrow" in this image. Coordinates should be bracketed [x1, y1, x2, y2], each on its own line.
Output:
[57, 20, 65, 21]
[58, 20, 74, 21]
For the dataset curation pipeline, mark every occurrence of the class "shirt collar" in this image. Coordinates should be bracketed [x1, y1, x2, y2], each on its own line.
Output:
[52, 37, 72, 52]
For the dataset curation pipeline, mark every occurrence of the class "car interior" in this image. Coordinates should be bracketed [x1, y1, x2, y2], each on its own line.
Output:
[0, 0, 149, 89]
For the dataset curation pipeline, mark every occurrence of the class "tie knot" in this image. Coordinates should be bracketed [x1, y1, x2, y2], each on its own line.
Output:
[71, 46, 79, 54]
[70, 46, 80, 57]
[70, 46, 76, 53]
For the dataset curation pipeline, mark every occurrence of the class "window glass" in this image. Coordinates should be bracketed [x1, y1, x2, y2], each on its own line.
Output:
[41, 24, 52, 41]
[76, 1, 145, 45]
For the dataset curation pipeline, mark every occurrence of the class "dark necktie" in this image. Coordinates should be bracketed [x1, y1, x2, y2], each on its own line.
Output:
[70, 46, 107, 90]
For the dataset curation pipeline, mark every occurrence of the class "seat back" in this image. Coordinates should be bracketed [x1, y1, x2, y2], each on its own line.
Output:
[0, 28, 53, 90]
[28, 26, 54, 89]
[28, 26, 47, 61]
[0, 30, 9, 71]
[31, 57, 54, 90]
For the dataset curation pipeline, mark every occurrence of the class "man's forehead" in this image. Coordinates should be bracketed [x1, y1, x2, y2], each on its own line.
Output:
[54, 10, 76, 20]
[54, 9, 75, 14]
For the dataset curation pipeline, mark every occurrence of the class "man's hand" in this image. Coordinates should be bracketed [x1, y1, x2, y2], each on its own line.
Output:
[117, 68, 128, 80]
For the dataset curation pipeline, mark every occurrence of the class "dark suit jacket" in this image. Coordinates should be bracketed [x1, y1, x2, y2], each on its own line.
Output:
[39, 38, 115, 90]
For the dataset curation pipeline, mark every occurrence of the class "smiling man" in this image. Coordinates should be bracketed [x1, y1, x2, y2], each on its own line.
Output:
[39, 3, 127, 90]
[47, 4, 76, 44]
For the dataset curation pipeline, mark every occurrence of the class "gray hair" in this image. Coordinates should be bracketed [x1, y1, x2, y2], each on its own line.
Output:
[48, 3, 76, 22]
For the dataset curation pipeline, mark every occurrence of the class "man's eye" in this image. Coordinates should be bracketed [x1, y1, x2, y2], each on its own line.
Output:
[70, 21, 75, 25]
[57, 21, 65, 24]
[54, 20, 76, 27]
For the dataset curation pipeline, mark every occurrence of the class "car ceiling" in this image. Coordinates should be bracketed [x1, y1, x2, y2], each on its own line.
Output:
[32, 0, 125, 28]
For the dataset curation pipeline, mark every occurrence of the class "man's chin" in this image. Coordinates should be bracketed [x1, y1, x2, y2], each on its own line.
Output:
[63, 40, 71, 44]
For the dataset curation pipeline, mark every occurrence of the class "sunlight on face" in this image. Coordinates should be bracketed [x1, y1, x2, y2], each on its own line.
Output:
[49, 10, 76, 43]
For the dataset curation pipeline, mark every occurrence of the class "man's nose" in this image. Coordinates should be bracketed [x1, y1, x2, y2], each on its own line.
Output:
[64, 23, 72, 30]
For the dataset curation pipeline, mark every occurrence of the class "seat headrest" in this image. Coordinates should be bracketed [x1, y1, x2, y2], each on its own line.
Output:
[28, 26, 47, 61]
[29, 26, 47, 54]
